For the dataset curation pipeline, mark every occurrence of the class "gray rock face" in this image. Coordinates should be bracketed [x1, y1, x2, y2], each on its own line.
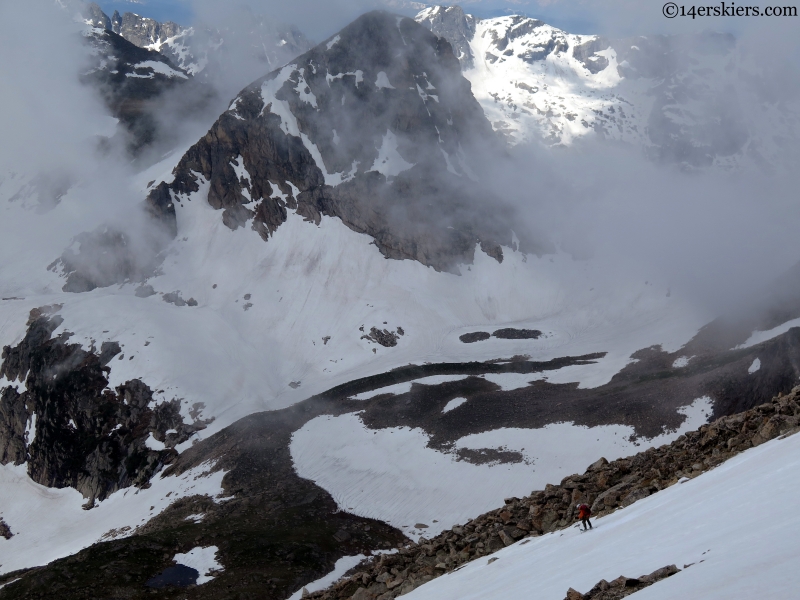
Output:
[112, 11, 182, 48]
[415, 6, 478, 69]
[0, 309, 210, 502]
[572, 36, 610, 74]
[84, 3, 313, 79]
[84, 2, 111, 30]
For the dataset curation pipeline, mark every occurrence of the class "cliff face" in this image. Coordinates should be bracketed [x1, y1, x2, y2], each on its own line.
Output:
[0, 307, 210, 503]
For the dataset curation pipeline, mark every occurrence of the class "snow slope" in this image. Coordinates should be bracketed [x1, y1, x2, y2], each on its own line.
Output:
[403, 430, 800, 600]
[0, 143, 710, 444]
[0, 460, 227, 574]
[290, 398, 711, 540]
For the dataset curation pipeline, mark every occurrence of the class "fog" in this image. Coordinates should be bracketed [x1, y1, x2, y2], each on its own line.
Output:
[0, 1, 173, 295]
[1, 0, 799, 324]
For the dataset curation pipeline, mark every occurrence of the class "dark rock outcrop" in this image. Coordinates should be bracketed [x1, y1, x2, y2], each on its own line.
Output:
[361, 327, 403, 348]
[0, 517, 13, 540]
[112, 12, 182, 48]
[572, 36, 611, 74]
[0, 309, 209, 502]
[565, 564, 680, 599]
[492, 328, 541, 339]
[459, 331, 490, 343]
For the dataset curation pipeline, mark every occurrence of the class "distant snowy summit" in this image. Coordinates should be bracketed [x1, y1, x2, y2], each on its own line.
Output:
[82, 2, 312, 77]
[416, 5, 800, 169]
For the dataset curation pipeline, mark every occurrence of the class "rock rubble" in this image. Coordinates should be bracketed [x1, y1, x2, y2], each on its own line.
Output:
[305, 387, 800, 599]
[564, 564, 679, 599]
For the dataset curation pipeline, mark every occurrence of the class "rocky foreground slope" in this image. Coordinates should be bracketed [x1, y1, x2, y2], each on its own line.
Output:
[302, 387, 800, 600]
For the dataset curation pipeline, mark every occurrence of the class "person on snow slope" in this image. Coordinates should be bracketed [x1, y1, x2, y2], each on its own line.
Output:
[577, 503, 592, 530]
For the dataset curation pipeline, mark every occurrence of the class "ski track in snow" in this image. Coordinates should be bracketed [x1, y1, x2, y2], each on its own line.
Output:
[0, 460, 227, 575]
[403, 431, 800, 600]
[290, 398, 711, 540]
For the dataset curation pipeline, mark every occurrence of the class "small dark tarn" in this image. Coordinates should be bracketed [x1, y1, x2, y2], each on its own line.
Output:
[145, 564, 199, 588]
[459, 331, 491, 343]
[492, 328, 542, 339]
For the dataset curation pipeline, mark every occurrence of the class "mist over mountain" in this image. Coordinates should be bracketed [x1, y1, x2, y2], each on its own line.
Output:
[1, 2, 800, 599]
[417, 5, 800, 170]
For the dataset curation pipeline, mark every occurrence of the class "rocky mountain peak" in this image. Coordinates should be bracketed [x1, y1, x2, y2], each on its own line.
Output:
[83, 2, 110, 30]
[129, 10, 530, 281]
[110, 10, 182, 48]
[414, 5, 478, 69]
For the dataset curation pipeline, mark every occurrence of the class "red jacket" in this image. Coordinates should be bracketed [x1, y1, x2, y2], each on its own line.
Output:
[578, 504, 591, 520]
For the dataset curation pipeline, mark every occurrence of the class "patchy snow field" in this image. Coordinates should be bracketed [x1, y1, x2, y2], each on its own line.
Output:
[0, 461, 227, 574]
[404, 430, 800, 600]
[290, 398, 712, 539]
[0, 148, 710, 446]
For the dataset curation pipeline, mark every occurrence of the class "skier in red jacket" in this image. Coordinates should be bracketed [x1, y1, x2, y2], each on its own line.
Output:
[577, 503, 593, 531]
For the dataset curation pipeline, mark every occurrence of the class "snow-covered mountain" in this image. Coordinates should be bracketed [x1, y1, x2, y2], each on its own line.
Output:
[83, 2, 313, 78]
[2, 5, 800, 599]
[81, 23, 198, 152]
[416, 5, 800, 169]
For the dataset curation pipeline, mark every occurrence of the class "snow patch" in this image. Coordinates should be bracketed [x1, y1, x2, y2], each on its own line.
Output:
[0, 460, 227, 574]
[260, 65, 301, 136]
[369, 131, 414, 177]
[173, 545, 223, 585]
[144, 432, 166, 451]
[24, 412, 36, 446]
[326, 35, 340, 50]
[350, 375, 468, 400]
[442, 397, 467, 413]
[286, 551, 395, 600]
[748, 358, 761, 374]
[127, 60, 187, 79]
[375, 71, 395, 89]
[672, 355, 694, 368]
[737, 317, 800, 349]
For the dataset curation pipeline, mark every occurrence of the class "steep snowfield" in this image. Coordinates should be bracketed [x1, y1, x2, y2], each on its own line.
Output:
[290, 399, 711, 540]
[403, 430, 800, 599]
[0, 460, 227, 574]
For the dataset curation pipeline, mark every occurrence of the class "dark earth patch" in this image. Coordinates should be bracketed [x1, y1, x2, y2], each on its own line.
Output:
[459, 331, 490, 343]
[492, 328, 542, 339]
[456, 447, 527, 465]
